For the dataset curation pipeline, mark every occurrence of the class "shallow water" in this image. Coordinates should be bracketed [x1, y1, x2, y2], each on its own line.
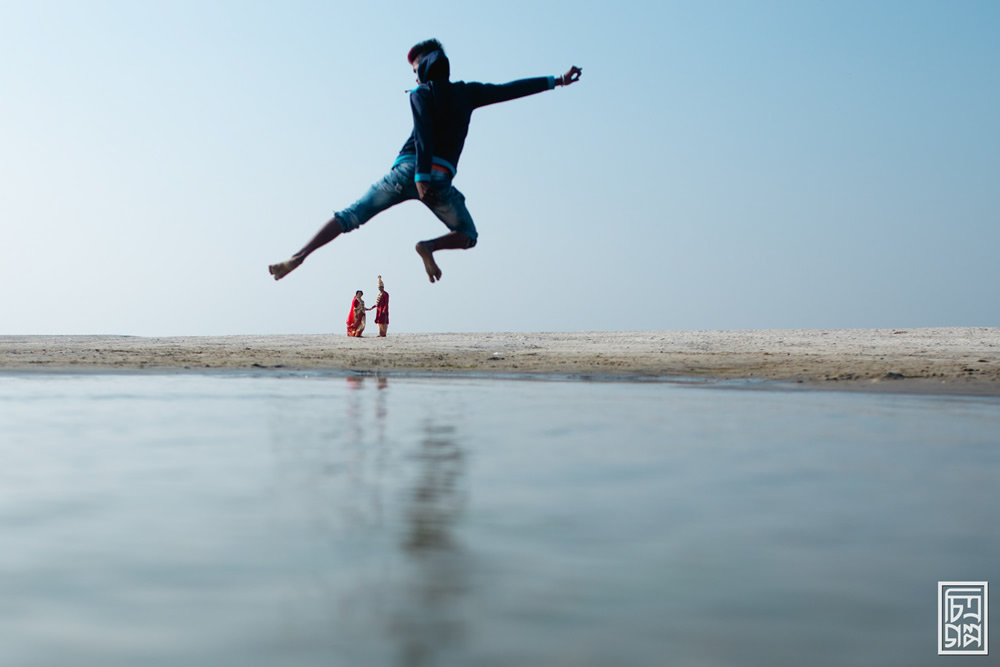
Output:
[0, 372, 997, 667]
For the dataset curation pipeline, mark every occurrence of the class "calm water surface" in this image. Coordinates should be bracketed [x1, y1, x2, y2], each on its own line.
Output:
[1, 373, 998, 666]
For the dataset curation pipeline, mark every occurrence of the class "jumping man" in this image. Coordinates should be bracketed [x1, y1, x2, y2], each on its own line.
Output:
[268, 39, 582, 283]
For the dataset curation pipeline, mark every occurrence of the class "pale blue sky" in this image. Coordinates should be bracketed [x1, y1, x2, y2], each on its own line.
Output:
[1, 0, 997, 335]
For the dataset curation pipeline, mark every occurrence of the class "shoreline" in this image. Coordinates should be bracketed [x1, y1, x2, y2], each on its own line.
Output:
[1, 328, 998, 396]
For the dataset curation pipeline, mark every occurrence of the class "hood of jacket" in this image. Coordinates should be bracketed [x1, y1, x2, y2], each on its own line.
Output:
[416, 49, 450, 84]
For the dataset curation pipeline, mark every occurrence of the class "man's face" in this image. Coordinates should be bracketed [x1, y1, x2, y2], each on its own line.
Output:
[411, 59, 421, 84]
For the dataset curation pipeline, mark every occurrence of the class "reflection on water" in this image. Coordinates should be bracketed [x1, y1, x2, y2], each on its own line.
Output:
[404, 422, 465, 553]
[268, 375, 471, 666]
[394, 421, 468, 667]
[346, 376, 470, 665]
[0, 373, 999, 667]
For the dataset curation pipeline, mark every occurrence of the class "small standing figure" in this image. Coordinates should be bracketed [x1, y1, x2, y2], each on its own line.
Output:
[369, 275, 389, 337]
[346, 290, 366, 337]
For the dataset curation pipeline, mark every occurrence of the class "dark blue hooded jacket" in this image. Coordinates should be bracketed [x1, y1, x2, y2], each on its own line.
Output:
[395, 49, 556, 182]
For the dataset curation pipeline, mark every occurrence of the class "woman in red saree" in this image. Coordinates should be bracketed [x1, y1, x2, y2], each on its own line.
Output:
[346, 290, 366, 337]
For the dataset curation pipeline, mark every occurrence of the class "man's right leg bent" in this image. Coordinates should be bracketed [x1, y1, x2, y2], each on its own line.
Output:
[415, 231, 472, 283]
[415, 179, 478, 283]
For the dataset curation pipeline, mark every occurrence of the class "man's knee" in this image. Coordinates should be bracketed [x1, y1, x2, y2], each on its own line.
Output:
[453, 230, 476, 248]
[333, 210, 361, 233]
[457, 225, 477, 248]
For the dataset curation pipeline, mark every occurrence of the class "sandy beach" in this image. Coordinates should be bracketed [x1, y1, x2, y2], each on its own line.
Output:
[1, 327, 998, 395]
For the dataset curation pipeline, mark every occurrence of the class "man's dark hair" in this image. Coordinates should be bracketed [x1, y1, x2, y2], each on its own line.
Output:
[408, 39, 444, 64]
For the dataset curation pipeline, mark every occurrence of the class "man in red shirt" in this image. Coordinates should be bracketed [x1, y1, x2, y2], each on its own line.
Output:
[371, 275, 389, 337]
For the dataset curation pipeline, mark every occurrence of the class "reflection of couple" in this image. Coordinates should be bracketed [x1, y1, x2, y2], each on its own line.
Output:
[346, 276, 389, 337]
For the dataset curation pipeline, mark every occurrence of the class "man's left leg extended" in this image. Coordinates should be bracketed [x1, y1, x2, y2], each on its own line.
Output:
[270, 165, 414, 281]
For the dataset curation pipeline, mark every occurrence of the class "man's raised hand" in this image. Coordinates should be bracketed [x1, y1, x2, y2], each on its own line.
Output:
[558, 66, 582, 86]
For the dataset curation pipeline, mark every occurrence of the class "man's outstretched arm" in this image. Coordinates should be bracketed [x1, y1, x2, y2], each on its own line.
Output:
[472, 65, 583, 108]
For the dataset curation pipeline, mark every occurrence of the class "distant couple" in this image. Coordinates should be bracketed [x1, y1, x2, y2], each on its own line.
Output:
[268, 38, 581, 285]
[347, 276, 389, 337]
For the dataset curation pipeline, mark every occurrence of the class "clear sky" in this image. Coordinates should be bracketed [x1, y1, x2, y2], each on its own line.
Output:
[1, 0, 997, 335]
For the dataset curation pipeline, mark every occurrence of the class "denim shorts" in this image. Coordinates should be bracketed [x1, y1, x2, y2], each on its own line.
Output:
[335, 161, 478, 247]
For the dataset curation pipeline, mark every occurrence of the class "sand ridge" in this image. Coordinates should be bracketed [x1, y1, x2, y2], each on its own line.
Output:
[1, 328, 998, 394]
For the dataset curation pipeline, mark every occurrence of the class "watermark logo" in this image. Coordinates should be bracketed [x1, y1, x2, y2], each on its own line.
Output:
[938, 581, 988, 655]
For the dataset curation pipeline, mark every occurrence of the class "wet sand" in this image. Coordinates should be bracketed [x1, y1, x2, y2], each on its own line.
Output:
[2, 328, 998, 395]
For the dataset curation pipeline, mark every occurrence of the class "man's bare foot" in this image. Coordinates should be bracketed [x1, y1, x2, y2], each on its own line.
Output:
[415, 242, 442, 283]
[268, 257, 303, 281]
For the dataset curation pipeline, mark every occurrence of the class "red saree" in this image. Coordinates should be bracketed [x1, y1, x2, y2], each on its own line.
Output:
[346, 296, 366, 337]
